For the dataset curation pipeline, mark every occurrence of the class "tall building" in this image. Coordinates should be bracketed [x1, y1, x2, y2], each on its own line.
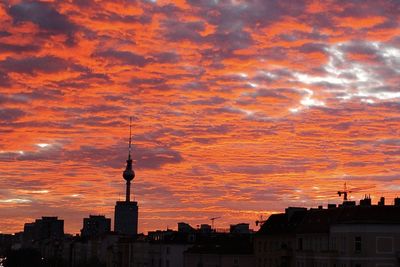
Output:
[23, 216, 64, 242]
[81, 215, 111, 238]
[114, 118, 139, 235]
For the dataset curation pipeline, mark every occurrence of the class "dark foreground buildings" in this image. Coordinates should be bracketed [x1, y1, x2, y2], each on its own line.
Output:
[255, 197, 400, 267]
[23, 216, 64, 245]
[2, 196, 400, 267]
[2, 221, 254, 267]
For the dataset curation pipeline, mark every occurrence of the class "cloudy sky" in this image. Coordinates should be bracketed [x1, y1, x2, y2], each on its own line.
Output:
[0, 0, 399, 234]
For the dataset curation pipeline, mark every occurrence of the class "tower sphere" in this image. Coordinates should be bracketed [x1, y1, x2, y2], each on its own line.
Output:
[123, 166, 135, 181]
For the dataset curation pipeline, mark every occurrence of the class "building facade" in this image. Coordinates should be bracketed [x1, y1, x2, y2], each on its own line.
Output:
[81, 215, 111, 238]
[255, 199, 400, 267]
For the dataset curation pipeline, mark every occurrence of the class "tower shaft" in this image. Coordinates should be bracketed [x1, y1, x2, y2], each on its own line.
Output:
[126, 180, 131, 202]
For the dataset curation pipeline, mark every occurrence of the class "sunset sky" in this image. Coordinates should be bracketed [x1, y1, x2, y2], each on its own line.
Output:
[0, 0, 399, 234]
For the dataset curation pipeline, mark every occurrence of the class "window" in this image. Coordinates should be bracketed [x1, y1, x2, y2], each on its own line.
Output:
[331, 237, 336, 250]
[298, 238, 303, 250]
[340, 236, 346, 253]
[376, 237, 394, 253]
[355, 236, 361, 253]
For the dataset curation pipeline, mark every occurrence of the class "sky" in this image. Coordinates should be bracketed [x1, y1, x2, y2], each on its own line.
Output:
[0, 0, 399, 234]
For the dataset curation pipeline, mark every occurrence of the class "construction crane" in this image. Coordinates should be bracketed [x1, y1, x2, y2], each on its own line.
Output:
[210, 217, 220, 229]
[337, 182, 375, 202]
[337, 182, 351, 201]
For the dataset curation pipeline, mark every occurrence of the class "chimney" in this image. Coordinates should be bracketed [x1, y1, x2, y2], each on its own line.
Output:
[378, 197, 385, 206]
[394, 197, 400, 207]
[318, 205, 323, 210]
[360, 195, 371, 206]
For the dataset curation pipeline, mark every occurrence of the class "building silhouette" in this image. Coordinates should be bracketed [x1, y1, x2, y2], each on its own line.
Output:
[23, 216, 64, 243]
[81, 215, 111, 238]
[114, 118, 138, 236]
[5, 195, 400, 267]
[255, 197, 400, 267]
[184, 223, 255, 267]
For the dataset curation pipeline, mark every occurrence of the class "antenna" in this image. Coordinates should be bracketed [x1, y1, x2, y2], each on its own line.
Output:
[128, 116, 132, 160]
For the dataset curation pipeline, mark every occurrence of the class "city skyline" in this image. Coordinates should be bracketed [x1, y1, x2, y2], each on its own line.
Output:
[0, 0, 399, 234]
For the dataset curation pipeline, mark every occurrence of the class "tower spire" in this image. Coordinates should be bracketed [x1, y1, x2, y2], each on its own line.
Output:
[128, 116, 132, 160]
[123, 117, 135, 202]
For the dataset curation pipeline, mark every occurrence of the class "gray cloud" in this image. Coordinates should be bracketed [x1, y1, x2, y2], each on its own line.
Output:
[0, 42, 40, 53]
[70, 144, 184, 170]
[90, 11, 152, 25]
[0, 108, 26, 121]
[95, 49, 151, 67]
[152, 52, 181, 64]
[8, 1, 77, 45]
[162, 19, 205, 43]
[0, 56, 84, 75]
[0, 71, 10, 87]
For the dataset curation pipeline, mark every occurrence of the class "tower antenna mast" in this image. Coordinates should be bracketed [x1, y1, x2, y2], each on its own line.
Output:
[123, 117, 135, 202]
[128, 116, 132, 159]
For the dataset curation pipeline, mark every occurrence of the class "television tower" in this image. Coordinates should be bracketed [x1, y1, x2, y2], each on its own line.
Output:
[114, 117, 139, 235]
[123, 117, 135, 202]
